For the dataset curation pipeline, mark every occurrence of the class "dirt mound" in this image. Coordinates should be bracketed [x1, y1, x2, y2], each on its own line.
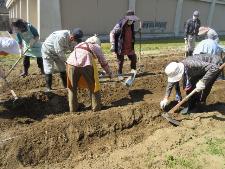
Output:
[1, 54, 225, 169]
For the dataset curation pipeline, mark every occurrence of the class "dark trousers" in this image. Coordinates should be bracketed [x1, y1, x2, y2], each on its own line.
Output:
[23, 55, 44, 73]
[117, 54, 137, 74]
[187, 73, 220, 109]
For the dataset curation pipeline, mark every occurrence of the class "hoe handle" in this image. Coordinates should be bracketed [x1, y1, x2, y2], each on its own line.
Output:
[168, 62, 225, 114]
[168, 88, 197, 114]
[4, 48, 29, 79]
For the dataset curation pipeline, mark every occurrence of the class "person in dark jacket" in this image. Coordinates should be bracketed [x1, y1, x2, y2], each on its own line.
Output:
[184, 10, 201, 57]
[110, 10, 140, 80]
[160, 55, 221, 114]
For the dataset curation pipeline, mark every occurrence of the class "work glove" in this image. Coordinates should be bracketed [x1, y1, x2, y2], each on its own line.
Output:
[196, 80, 205, 92]
[160, 98, 168, 110]
[110, 43, 115, 52]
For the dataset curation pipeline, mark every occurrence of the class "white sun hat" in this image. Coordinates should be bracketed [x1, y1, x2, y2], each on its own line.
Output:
[165, 62, 184, 83]
[86, 35, 101, 46]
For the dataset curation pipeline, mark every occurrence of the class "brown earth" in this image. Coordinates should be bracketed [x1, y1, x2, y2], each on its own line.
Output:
[0, 53, 225, 169]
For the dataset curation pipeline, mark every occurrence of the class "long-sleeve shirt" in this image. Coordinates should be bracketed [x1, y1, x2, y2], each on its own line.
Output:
[66, 42, 112, 75]
[16, 23, 39, 46]
[42, 30, 75, 59]
[165, 57, 220, 97]
[193, 39, 220, 55]
[184, 18, 201, 38]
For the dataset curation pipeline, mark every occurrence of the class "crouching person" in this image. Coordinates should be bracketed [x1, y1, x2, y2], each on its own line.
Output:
[42, 28, 83, 91]
[160, 56, 221, 114]
[66, 35, 113, 112]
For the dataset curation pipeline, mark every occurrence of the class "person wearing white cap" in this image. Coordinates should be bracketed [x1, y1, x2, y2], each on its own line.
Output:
[110, 9, 141, 80]
[184, 10, 201, 57]
[66, 35, 113, 112]
[160, 56, 220, 114]
[42, 28, 83, 92]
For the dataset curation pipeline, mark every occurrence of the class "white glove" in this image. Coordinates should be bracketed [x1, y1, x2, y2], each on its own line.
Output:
[110, 43, 115, 52]
[196, 80, 205, 92]
[160, 98, 168, 109]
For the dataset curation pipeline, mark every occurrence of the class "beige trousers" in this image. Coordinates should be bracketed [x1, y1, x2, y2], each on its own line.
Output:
[67, 64, 101, 112]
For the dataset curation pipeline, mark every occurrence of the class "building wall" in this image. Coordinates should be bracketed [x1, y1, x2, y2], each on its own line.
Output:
[60, 0, 128, 35]
[212, 3, 225, 31]
[180, 0, 210, 32]
[136, 0, 177, 34]
[5, 0, 225, 39]
[0, 0, 9, 31]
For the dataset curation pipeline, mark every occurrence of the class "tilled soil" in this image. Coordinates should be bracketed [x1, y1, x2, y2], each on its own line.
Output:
[0, 53, 225, 169]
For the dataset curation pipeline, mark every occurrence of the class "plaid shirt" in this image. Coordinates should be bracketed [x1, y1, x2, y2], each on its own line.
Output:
[165, 56, 220, 97]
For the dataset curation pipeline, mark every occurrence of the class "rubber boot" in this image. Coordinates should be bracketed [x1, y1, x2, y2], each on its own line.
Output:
[60, 71, 67, 88]
[37, 57, 44, 75]
[45, 74, 52, 92]
[20, 67, 28, 78]
[189, 51, 193, 56]
[20, 56, 30, 77]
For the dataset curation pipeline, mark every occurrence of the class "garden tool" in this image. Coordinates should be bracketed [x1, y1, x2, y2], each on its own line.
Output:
[162, 62, 225, 126]
[138, 21, 144, 72]
[123, 69, 137, 87]
[4, 48, 29, 79]
[2, 78, 18, 102]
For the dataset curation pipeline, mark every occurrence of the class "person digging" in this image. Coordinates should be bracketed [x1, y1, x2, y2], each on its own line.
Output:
[66, 35, 113, 112]
[160, 56, 221, 114]
[42, 28, 83, 92]
[110, 9, 141, 80]
[11, 19, 44, 77]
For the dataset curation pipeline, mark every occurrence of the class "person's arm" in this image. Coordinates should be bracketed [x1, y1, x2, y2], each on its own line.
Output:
[28, 24, 40, 47]
[16, 33, 23, 48]
[164, 82, 176, 99]
[110, 21, 121, 52]
[184, 20, 190, 38]
[195, 19, 201, 37]
[91, 44, 112, 76]
[54, 34, 68, 59]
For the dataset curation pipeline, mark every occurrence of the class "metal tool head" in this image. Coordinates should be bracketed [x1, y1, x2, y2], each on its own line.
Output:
[124, 70, 137, 87]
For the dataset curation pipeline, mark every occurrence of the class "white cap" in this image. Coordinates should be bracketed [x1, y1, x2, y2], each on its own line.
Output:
[85, 35, 101, 46]
[165, 62, 184, 83]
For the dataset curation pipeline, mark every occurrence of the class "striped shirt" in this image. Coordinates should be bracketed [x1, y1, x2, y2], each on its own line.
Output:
[165, 56, 220, 97]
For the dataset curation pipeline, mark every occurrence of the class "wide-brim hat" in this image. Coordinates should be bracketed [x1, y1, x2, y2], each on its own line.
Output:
[198, 26, 210, 36]
[165, 62, 184, 83]
[125, 9, 139, 21]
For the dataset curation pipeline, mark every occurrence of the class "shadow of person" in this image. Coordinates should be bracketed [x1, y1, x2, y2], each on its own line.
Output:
[0, 91, 69, 121]
[103, 89, 152, 109]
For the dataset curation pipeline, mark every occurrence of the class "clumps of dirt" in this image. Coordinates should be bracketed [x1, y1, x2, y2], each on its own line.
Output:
[0, 101, 164, 168]
[1, 90, 69, 120]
